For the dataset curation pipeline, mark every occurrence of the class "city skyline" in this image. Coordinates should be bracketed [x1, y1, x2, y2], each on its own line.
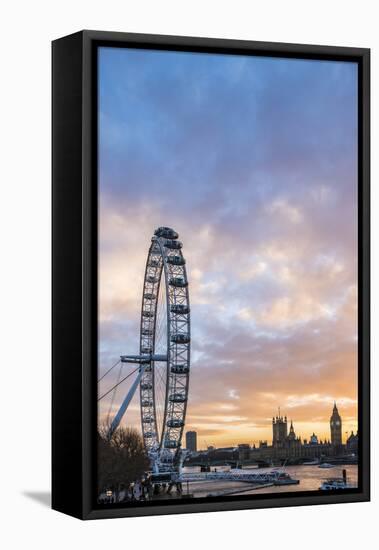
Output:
[185, 402, 355, 450]
[98, 47, 358, 448]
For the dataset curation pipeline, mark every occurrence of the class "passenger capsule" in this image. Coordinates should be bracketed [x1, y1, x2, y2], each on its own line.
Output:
[147, 275, 158, 284]
[166, 419, 184, 428]
[171, 364, 189, 374]
[170, 304, 190, 315]
[141, 346, 152, 354]
[144, 431, 156, 438]
[144, 293, 156, 300]
[154, 227, 179, 240]
[169, 393, 187, 403]
[142, 415, 154, 423]
[141, 382, 153, 390]
[171, 333, 190, 344]
[164, 439, 179, 449]
[166, 255, 185, 266]
[142, 311, 154, 318]
[164, 239, 182, 250]
[169, 277, 188, 288]
[148, 259, 160, 268]
[142, 400, 153, 407]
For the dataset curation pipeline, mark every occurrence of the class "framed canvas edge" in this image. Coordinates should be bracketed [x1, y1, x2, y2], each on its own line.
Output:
[53, 30, 370, 520]
[52, 31, 85, 520]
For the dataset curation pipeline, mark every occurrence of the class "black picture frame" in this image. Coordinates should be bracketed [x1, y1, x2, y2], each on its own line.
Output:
[52, 30, 370, 520]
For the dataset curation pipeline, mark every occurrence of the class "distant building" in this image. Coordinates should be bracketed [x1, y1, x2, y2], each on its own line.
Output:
[330, 402, 342, 446]
[309, 433, 319, 445]
[238, 444, 251, 461]
[272, 415, 302, 454]
[272, 414, 288, 447]
[346, 431, 358, 453]
[186, 431, 197, 452]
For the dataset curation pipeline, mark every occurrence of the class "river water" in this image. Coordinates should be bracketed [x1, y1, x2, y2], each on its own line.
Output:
[181, 464, 358, 498]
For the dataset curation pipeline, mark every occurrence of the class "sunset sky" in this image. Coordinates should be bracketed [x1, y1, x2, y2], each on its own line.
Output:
[98, 47, 358, 449]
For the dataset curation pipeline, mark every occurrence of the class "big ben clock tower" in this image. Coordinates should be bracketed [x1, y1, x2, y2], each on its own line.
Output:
[330, 402, 342, 446]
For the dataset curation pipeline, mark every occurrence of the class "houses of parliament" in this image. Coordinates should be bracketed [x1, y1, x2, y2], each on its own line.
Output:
[184, 403, 358, 466]
[248, 402, 358, 462]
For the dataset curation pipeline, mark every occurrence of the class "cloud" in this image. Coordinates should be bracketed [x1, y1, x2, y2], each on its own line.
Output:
[285, 394, 357, 409]
[267, 199, 303, 224]
[228, 389, 240, 400]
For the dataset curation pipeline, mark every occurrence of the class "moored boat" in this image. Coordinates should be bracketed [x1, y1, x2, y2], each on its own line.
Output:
[273, 472, 300, 485]
[319, 478, 354, 490]
[319, 469, 353, 490]
[270, 468, 300, 485]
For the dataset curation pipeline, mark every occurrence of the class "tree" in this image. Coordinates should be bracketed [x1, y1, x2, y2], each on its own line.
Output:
[97, 424, 150, 502]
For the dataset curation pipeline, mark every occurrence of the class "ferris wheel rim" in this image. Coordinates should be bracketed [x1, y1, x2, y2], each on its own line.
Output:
[139, 228, 190, 464]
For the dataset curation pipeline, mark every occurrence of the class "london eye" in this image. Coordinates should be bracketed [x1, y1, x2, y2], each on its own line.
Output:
[98, 227, 191, 473]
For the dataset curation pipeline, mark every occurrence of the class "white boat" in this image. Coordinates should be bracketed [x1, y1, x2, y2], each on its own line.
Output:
[303, 459, 319, 465]
[318, 462, 334, 469]
[320, 478, 354, 490]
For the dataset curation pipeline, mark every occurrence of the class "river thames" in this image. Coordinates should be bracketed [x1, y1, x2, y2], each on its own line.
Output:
[180, 464, 358, 498]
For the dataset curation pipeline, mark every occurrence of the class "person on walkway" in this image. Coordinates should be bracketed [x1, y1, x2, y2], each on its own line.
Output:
[133, 481, 142, 501]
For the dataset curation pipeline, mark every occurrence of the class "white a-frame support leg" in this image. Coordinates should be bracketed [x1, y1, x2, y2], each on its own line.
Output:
[107, 365, 146, 440]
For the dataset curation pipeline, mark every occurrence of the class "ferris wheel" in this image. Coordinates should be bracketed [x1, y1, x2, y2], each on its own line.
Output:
[100, 227, 190, 473]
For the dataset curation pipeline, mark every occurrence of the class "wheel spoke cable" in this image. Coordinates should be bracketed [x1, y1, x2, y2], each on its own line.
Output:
[98, 365, 140, 402]
[97, 358, 121, 383]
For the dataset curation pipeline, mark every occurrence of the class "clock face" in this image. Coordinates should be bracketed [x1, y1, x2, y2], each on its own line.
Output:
[335, 420, 340, 426]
